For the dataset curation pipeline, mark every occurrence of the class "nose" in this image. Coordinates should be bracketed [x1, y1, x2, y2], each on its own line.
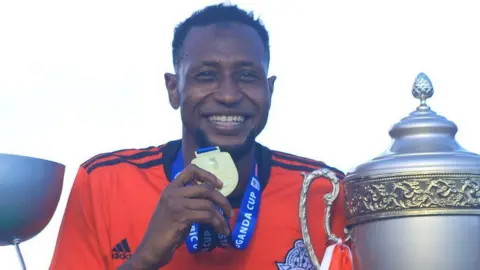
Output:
[214, 77, 243, 106]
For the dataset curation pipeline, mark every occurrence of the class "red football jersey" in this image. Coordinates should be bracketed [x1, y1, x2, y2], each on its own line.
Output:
[50, 140, 347, 270]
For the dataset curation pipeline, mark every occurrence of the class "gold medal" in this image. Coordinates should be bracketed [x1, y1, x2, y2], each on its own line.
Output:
[191, 147, 239, 197]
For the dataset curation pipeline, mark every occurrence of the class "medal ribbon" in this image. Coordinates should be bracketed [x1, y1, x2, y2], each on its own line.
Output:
[171, 146, 261, 252]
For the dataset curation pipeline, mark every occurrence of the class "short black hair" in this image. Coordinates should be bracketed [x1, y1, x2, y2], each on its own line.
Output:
[172, 3, 270, 68]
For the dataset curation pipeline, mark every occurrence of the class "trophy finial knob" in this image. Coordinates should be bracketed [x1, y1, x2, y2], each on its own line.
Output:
[412, 72, 434, 110]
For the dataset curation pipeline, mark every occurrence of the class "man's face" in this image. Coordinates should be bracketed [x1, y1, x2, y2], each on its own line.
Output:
[165, 23, 276, 157]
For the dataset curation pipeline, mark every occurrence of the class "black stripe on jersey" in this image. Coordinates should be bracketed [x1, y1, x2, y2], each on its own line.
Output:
[271, 160, 345, 179]
[86, 156, 164, 174]
[82, 145, 164, 170]
[272, 151, 328, 168]
[81, 147, 153, 168]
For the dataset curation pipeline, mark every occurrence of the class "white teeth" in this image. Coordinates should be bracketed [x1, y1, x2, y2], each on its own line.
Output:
[208, 115, 245, 124]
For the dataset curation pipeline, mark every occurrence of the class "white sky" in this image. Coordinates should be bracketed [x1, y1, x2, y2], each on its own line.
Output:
[1, 0, 480, 269]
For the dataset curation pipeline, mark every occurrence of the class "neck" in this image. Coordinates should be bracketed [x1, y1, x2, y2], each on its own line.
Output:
[181, 136, 255, 199]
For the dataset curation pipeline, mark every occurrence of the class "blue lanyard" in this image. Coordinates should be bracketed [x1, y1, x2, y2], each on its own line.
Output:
[171, 146, 261, 252]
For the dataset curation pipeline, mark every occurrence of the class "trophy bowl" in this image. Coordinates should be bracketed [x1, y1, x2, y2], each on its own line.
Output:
[300, 73, 480, 270]
[0, 153, 65, 247]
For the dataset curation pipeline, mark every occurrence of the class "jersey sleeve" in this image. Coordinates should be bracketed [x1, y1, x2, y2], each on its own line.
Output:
[49, 167, 106, 270]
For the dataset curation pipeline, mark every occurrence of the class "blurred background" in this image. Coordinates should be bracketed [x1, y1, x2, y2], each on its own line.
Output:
[1, 0, 479, 268]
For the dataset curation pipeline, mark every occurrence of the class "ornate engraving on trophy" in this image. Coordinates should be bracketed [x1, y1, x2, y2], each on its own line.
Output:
[344, 174, 480, 224]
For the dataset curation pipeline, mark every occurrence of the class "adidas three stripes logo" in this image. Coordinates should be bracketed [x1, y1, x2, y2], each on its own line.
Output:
[112, 238, 132, 260]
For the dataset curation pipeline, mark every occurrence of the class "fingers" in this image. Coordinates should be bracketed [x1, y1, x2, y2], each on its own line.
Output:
[173, 164, 223, 189]
[182, 199, 230, 236]
[178, 184, 233, 218]
[167, 164, 234, 239]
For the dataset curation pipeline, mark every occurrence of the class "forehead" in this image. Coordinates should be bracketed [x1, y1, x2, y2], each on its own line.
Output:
[181, 23, 267, 67]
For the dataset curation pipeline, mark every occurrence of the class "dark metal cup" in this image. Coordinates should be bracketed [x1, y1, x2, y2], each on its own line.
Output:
[0, 153, 65, 268]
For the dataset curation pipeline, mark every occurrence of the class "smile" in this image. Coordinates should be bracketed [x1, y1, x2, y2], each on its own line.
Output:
[208, 115, 246, 128]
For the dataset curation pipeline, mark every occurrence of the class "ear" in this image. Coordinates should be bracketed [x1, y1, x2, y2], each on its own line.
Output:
[164, 73, 180, 109]
[267, 75, 277, 95]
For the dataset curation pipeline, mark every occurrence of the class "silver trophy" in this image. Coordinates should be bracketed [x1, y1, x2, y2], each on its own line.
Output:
[0, 153, 65, 270]
[300, 73, 480, 270]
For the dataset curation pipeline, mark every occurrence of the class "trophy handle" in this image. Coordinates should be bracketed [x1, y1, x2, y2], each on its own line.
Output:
[299, 168, 343, 269]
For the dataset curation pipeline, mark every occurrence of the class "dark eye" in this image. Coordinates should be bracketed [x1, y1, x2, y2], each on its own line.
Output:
[195, 71, 216, 82]
[238, 70, 258, 82]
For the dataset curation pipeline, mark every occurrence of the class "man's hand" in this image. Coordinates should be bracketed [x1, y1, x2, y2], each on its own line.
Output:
[119, 164, 233, 269]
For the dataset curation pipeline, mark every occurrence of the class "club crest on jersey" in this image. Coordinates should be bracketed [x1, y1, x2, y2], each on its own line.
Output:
[276, 239, 314, 270]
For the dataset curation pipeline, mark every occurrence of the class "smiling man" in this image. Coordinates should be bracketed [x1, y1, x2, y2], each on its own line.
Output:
[50, 4, 347, 270]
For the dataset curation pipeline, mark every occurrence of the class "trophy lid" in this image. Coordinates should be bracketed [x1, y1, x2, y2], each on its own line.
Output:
[345, 73, 480, 181]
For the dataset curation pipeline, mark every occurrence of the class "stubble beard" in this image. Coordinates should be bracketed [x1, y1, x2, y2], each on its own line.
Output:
[194, 128, 257, 161]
